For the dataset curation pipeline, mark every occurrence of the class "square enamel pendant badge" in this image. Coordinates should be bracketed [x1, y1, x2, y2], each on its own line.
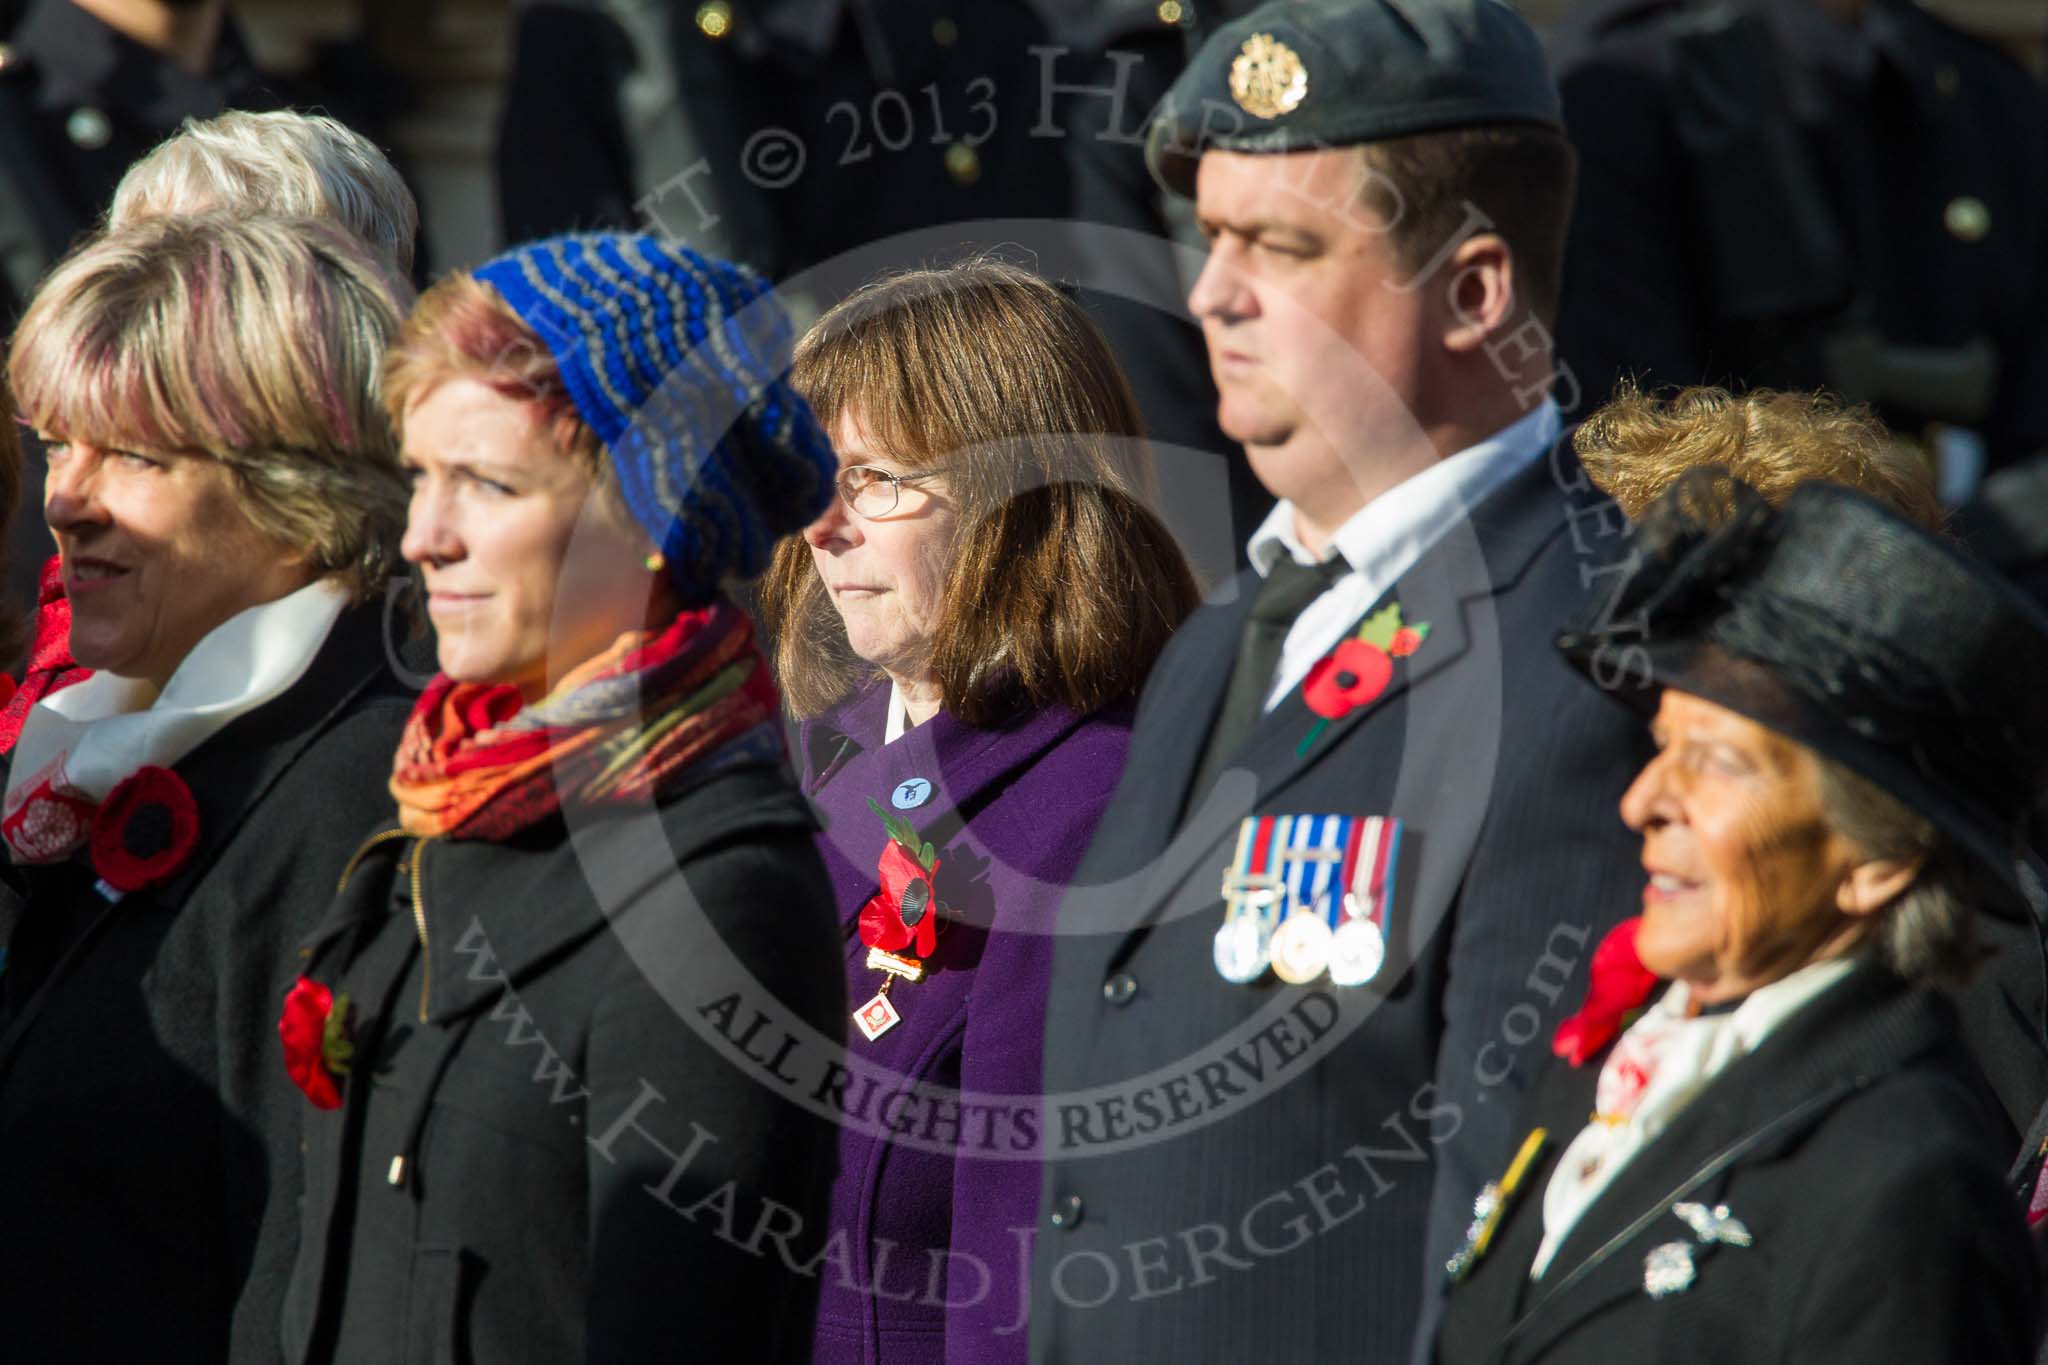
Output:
[853, 990, 902, 1042]
[1214, 814, 1404, 987]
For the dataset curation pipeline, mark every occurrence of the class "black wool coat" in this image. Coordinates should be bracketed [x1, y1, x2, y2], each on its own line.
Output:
[281, 758, 847, 1365]
[1031, 442, 1653, 1364]
[0, 604, 415, 1365]
[1435, 964, 2038, 1365]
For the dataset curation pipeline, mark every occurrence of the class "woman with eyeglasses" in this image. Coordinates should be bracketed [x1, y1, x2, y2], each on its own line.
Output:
[757, 259, 1199, 1365]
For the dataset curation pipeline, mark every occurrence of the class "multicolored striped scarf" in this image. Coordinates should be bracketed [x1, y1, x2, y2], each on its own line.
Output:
[389, 600, 783, 841]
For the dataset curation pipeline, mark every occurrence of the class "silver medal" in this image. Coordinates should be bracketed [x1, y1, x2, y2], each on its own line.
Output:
[1328, 916, 1386, 986]
[1212, 915, 1270, 984]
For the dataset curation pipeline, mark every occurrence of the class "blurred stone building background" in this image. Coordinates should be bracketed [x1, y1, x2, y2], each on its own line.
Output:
[235, 0, 2045, 277]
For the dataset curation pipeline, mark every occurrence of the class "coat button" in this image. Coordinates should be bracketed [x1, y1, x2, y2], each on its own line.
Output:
[1049, 1193, 1084, 1230]
[66, 106, 112, 150]
[944, 142, 980, 186]
[1944, 196, 1990, 243]
[1102, 973, 1138, 1006]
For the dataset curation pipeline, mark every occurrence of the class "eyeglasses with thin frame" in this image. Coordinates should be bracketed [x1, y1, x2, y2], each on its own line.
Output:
[835, 463, 953, 518]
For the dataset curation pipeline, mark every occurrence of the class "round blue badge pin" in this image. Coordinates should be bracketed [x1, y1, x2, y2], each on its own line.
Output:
[891, 778, 933, 810]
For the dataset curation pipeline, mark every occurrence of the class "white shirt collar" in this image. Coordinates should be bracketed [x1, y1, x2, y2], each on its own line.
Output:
[884, 680, 910, 745]
[1246, 399, 1561, 576]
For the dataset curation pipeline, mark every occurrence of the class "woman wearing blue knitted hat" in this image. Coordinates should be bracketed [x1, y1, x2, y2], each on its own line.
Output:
[279, 234, 846, 1364]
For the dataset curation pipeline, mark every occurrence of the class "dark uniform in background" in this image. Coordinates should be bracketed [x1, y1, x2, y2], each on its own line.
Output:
[1550, 4, 2048, 1140]
[0, 0, 286, 612]
[1549, 0, 2048, 537]
[0, 0, 420, 632]
[498, 0, 1071, 282]
[1552, 0, 2048, 466]
[497, 0, 1277, 583]
[1057, 0, 1272, 580]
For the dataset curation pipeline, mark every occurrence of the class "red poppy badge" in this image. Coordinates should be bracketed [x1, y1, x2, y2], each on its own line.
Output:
[1551, 916, 1659, 1067]
[857, 798, 941, 960]
[1297, 603, 1430, 754]
[90, 766, 201, 893]
[280, 977, 354, 1110]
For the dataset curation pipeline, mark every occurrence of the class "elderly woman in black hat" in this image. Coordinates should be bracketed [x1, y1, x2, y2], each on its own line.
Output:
[1435, 473, 2046, 1363]
[278, 234, 844, 1364]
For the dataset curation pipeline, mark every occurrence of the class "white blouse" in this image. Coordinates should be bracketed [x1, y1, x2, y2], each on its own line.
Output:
[1530, 956, 1857, 1278]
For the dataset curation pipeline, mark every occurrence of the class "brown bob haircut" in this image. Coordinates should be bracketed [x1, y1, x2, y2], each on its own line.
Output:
[1577, 385, 1942, 530]
[758, 259, 1199, 723]
[1357, 124, 1578, 329]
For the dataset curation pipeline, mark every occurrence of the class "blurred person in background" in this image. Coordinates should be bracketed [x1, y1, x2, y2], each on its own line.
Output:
[280, 233, 845, 1364]
[1435, 473, 2045, 1363]
[757, 258, 1197, 1365]
[0, 212, 415, 1364]
[0, 1, 422, 609]
[1549, 0, 2048, 578]
[0, 105, 422, 748]
[497, 0, 1067, 282]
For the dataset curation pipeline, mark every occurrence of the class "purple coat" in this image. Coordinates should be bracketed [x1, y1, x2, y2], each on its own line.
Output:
[799, 682, 1134, 1365]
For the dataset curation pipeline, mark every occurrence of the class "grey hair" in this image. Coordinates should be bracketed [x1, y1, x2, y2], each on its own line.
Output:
[1814, 757, 1978, 986]
[109, 110, 418, 278]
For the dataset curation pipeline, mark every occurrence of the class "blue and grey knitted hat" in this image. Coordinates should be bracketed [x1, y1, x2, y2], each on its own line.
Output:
[473, 233, 836, 604]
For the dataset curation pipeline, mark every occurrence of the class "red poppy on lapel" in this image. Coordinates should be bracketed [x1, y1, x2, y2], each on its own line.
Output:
[1303, 639, 1393, 719]
[90, 766, 200, 892]
[1296, 603, 1431, 756]
[859, 839, 941, 960]
[1552, 916, 1659, 1066]
[280, 977, 354, 1110]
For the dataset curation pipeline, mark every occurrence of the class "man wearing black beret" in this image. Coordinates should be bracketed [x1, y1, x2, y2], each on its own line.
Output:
[1034, 2, 1648, 1359]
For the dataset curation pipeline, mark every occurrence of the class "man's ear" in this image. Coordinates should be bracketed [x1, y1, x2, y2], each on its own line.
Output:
[1438, 233, 1515, 356]
[1836, 855, 1925, 918]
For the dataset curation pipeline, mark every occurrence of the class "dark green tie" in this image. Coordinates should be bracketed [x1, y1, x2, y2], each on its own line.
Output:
[1188, 555, 1348, 804]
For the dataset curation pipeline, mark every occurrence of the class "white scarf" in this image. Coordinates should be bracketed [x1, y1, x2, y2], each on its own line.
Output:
[1530, 957, 1856, 1278]
[2, 578, 348, 863]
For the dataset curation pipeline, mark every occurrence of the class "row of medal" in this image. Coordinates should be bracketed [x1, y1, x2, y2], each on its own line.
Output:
[1213, 813, 1403, 987]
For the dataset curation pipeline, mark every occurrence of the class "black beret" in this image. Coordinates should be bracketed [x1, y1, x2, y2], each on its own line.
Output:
[1146, 0, 1563, 197]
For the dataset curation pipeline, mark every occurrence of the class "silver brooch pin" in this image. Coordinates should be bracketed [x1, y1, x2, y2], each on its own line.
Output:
[1643, 1241, 1697, 1298]
[1673, 1201, 1753, 1247]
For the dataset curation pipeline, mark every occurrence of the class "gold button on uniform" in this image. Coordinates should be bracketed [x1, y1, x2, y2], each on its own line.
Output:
[695, 2, 732, 40]
[1944, 195, 1990, 243]
[1935, 64, 1960, 98]
[943, 141, 980, 186]
[932, 18, 958, 47]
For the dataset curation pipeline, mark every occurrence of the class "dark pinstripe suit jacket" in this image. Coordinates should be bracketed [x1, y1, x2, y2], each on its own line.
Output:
[1029, 439, 1652, 1364]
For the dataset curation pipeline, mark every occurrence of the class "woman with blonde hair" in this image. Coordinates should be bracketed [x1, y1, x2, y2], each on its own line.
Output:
[2, 107, 421, 748]
[0, 213, 416, 1363]
[1577, 384, 1942, 528]
[757, 258, 1199, 1365]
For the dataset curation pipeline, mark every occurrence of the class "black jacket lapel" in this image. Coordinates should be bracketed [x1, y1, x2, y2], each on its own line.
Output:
[1498, 967, 1948, 1362]
[1110, 446, 1583, 957]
